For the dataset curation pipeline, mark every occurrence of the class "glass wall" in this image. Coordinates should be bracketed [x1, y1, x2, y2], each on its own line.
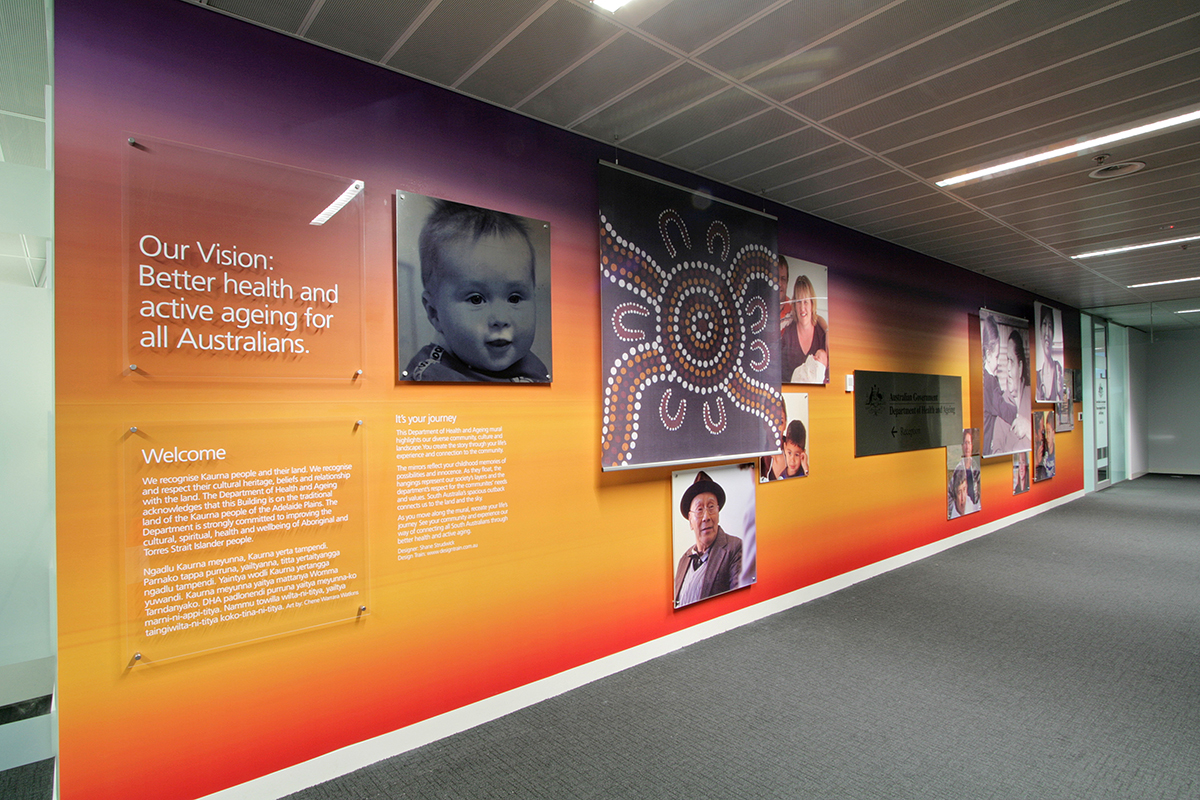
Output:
[1086, 317, 1134, 491]
[1093, 319, 1109, 489]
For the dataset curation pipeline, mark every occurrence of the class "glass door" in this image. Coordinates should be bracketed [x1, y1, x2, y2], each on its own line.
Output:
[1093, 319, 1109, 490]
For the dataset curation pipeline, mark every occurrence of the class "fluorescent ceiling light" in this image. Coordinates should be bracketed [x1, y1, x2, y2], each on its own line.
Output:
[593, 0, 632, 11]
[1075, 233, 1200, 260]
[1127, 276, 1200, 289]
[311, 180, 364, 225]
[1175, 308, 1200, 314]
[935, 107, 1200, 188]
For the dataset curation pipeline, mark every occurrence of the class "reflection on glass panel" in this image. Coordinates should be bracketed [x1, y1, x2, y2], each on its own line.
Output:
[124, 137, 365, 380]
[123, 418, 368, 665]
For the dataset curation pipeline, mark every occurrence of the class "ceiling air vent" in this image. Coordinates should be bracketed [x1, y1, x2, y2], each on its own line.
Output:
[1088, 160, 1145, 179]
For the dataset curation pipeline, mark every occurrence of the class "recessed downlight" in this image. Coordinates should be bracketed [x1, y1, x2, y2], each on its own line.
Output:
[1088, 160, 1145, 179]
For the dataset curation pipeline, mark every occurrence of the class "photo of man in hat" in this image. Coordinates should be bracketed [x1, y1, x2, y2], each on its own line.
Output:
[672, 464, 755, 608]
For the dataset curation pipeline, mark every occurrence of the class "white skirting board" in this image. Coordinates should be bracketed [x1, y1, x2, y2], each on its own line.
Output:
[202, 490, 1083, 800]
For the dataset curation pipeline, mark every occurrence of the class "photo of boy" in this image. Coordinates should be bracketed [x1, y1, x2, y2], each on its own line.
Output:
[947, 428, 981, 505]
[759, 393, 809, 482]
[396, 193, 551, 382]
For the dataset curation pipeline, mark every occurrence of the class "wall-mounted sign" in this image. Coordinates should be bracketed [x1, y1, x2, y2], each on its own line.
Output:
[854, 371, 963, 457]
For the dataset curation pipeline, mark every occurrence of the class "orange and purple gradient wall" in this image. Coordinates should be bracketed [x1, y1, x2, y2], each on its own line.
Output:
[55, 1, 1082, 798]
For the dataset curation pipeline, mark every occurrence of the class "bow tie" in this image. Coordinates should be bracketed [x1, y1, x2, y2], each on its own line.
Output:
[688, 551, 705, 571]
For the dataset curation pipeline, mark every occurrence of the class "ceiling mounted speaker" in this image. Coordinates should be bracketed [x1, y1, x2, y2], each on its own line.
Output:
[1088, 161, 1146, 179]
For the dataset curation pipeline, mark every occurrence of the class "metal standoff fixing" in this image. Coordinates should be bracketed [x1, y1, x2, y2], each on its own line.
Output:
[129, 364, 137, 371]
[130, 426, 138, 433]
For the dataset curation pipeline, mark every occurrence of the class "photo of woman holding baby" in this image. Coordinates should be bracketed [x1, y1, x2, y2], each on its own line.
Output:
[780, 258, 830, 385]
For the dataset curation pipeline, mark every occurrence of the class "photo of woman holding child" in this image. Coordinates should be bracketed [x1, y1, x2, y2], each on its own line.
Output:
[980, 309, 1032, 458]
[779, 257, 830, 385]
[395, 192, 552, 383]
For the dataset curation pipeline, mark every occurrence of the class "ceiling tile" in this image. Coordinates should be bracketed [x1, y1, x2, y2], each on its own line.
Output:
[666, 108, 806, 172]
[619, 87, 772, 159]
[701, 125, 839, 183]
[697, 0, 879, 83]
[869, 211, 998, 242]
[458, 2, 621, 107]
[637, 0, 782, 56]
[955, 126, 1200, 209]
[210, 0, 313, 33]
[305, 0, 429, 61]
[750, 0, 1003, 105]
[808, 180, 939, 218]
[571, 62, 726, 141]
[879, 45, 1200, 176]
[795, 172, 921, 215]
[821, 1, 1188, 138]
[770, 157, 890, 204]
[519, 34, 676, 128]
[386, 0, 549, 87]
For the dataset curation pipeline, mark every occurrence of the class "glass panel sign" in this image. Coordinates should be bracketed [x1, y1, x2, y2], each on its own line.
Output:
[124, 137, 364, 380]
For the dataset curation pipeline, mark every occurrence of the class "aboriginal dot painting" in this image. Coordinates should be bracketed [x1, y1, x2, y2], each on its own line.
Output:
[599, 165, 785, 470]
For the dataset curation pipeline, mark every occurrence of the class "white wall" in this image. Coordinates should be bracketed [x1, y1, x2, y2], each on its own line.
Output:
[0, 247, 57, 770]
[1146, 328, 1200, 475]
[0, 8, 57, 762]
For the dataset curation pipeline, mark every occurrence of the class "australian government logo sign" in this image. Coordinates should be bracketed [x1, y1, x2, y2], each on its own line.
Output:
[854, 371, 963, 457]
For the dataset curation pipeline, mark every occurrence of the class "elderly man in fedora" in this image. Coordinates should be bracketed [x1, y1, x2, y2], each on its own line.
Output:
[674, 470, 744, 607]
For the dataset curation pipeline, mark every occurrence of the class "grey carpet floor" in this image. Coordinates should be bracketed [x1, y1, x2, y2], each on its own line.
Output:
[282, 474, 1194, 798]
[0, 758, 54, 800]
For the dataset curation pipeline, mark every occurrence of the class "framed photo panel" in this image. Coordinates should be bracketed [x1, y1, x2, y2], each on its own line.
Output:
[396, 191, 552, 383]
[980, 309, 1031, 458]
[779, 256, 830, 385]
[671, 462, 757, 609]
[1012, 452, 1030, 494]
[1034, 410, 1056, 481]
[946, 427, 981, 519]
[759, 392, 809, 482]
[1033, 302, 1066, 403]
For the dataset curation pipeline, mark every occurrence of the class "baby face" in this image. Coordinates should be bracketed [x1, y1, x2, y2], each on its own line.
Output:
[423, 231, 536, 373]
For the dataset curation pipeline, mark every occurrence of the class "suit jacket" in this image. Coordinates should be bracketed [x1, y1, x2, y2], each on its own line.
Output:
[674, 527, 743, 606]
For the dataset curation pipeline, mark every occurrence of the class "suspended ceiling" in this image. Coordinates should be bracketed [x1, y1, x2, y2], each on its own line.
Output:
[8, 0, 1200, 329]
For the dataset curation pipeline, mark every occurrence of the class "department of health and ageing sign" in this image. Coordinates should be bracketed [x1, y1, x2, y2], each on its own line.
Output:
[854, 371, 963, 457]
